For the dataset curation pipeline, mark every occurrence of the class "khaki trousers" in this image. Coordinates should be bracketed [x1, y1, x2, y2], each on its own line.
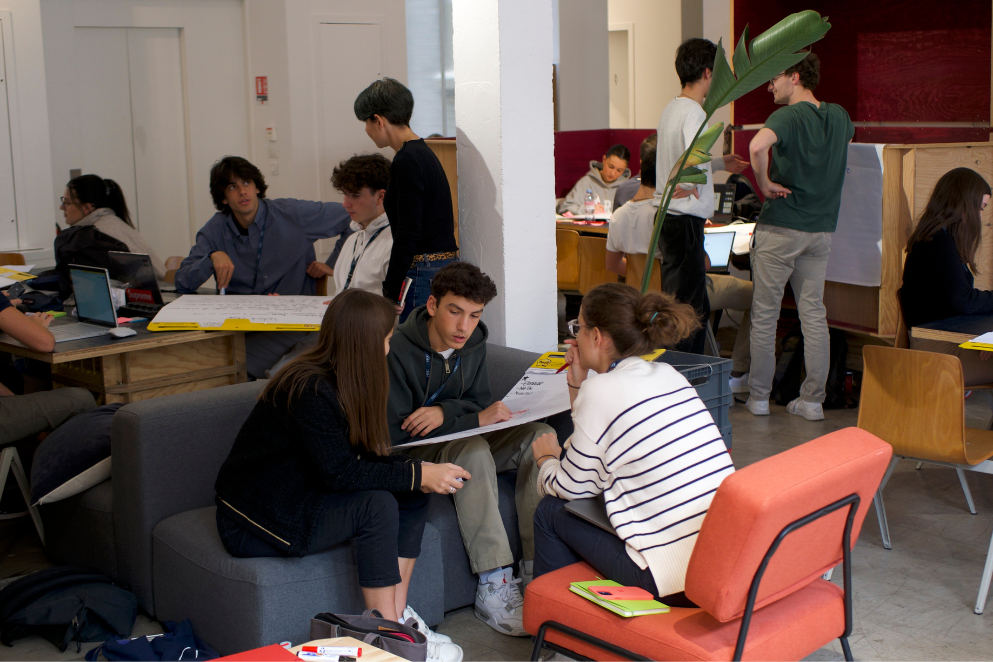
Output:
[0, 387, 97, 445]
[401, 421, 550, 573]
[707, 274, 752, 374]
[748, 225, 833, 403]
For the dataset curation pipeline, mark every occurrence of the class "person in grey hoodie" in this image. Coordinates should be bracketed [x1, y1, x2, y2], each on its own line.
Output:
[556, 143, 632, 215]
[388, 262, 552, 639]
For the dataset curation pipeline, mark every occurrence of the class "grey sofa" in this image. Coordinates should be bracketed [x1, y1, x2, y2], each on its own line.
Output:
[41, 344, 554, 655]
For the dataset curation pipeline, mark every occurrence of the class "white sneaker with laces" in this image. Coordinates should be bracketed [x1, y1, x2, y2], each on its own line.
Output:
[475, 567, 527, 636]
[745, 398, 770, 416]
[728, 372, 750, 394]
[787, 397, 824, 421]
[402, 605, 452, 644]
[426, 640, 464, 662]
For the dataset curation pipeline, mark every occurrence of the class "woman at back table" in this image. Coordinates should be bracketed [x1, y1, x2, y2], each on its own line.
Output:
[901, 167, 993, 385]
[355, 78, 458, 321]
[59, 174, 167, 280]
[528, 283, 735, 606]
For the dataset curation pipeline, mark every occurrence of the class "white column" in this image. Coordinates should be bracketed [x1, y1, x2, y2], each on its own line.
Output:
[452, 0, 557, 352]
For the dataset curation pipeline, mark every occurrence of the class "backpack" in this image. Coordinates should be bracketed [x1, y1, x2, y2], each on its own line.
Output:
[771, 326, 858, 409]
[0, 566, 137, 653]
[53, 225, 130, 299]
[85, 619, 218, 661]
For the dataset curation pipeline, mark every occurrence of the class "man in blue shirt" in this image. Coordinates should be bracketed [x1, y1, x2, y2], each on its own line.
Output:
[176, 156, 352, 378]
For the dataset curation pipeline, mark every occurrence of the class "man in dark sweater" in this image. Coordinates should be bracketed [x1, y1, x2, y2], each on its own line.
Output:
[388, 263, 551, 638]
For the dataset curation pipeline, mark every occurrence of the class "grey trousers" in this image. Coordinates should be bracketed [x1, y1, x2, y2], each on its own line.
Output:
[400, 421, 550, 573]
[0, 387, 97, 446]
[707, 274, 752, 374]
[748, 224, 833, 404]
[246, 331, 315, 379]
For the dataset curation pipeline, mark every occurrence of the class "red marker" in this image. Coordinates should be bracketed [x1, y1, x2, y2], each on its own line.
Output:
[555, 364, 569, 374]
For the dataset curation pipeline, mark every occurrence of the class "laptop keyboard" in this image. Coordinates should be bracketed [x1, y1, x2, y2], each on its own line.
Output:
[123, 303, 162, 314]
[50, 324, 109, 343]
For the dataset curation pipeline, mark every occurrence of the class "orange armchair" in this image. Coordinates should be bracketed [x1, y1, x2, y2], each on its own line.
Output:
[523, 427, 893, 661]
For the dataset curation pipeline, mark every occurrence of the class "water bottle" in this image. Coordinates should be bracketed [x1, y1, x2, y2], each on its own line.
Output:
[584, 189, 595, 222]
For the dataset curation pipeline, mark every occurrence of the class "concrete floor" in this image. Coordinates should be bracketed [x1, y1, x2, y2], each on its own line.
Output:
[2, 401, 992, 660]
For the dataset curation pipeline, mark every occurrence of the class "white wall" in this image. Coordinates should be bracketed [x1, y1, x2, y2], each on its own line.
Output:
[702, 0, 731, 134]
[607, 0, 682, 129]
[556, 0, 608, 130]
[0, 1, 56, 260]
[41, 0, 250, 253]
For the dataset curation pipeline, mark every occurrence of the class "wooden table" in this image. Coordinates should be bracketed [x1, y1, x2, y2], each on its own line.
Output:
[555, 219, 609, 236]
[0, 319, 247, 403]
[911, 314, 993, 345]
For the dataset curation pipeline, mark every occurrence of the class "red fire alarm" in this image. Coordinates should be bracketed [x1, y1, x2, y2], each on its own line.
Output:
[255, 76, 268, 104]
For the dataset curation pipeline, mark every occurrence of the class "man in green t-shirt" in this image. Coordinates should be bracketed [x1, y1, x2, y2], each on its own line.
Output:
[745, 52, 854, 422]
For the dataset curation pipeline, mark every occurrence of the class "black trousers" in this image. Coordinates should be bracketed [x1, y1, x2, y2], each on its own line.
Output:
[533, 497, 696, 608]
[217, 490, 428, 588]
[659, 213, 710, 354]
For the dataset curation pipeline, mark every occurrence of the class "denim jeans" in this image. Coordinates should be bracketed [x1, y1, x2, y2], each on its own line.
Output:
[217, 490, 428, 588]
[532, 496, 696, 607]
[400, 258, 456, 323]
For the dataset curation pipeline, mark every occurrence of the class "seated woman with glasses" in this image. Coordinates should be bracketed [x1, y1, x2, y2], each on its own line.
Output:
[59, 174, 167, 279]
[529, 283, 735, 606]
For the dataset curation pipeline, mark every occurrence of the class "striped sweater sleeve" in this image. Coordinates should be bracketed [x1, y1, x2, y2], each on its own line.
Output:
[537, 422, 608, 499]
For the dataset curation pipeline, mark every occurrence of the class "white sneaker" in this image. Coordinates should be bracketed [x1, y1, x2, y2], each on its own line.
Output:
[787, 397, 824, 421]
[402, 605, 452, 644]
[427, 640, 464, 662]
[728, 372, 750, 394]
[520, 559, 534, 588]
[745, 398, 770, 416]
[475, 568, 527, 636]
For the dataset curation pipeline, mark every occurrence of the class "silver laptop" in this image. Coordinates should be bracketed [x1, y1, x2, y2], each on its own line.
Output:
[565, 495, 616, 534]
[50, 265, 119, 342]
[704, 232, 736, 274]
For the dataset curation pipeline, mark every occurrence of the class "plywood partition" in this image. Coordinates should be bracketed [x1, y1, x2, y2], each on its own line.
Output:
[425, 138, 460, 247]
[828, 142, 993, 339]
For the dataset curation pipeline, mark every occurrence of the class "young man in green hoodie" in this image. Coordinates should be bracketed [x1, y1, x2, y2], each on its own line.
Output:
[388, 262, 552, 638]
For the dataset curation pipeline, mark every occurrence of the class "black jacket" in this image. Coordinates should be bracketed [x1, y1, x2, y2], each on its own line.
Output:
[215, 375, 421, 555]
[387, 305, 491, 445]
[901, 229, 993, 327]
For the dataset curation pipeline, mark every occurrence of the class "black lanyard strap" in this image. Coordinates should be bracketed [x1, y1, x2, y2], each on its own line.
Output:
[343, 224, 388, 290]
[424, 351, 461, 406]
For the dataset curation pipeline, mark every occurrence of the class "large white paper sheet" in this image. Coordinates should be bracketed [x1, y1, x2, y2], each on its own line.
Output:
[148, 294, 328, 330]
[398, 362, 572, 448]
[825, 144, 885, 287]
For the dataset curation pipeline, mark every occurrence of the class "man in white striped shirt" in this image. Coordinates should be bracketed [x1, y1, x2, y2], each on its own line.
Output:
[531, 283, 735, 602]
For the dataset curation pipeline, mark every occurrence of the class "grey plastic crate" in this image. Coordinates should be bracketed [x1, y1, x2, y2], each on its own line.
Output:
[655, 350, 733, 449]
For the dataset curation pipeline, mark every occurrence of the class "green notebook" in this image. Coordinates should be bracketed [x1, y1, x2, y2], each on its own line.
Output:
[569, 579, 670, 617]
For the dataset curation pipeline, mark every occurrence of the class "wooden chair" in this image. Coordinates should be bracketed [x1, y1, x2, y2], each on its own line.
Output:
[624, 253, 661, 293]
[556, 229, 580, 291]
[577, 236, 617, 295]
[163, 256, 184, 284]
[0, 253, 26, 266]
[316, 275, 329, 297]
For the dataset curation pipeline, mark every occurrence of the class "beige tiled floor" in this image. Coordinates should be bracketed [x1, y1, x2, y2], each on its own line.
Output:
[2, 400, 992, 660]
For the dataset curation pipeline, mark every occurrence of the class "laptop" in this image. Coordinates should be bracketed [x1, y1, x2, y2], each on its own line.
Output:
[704, 231, 736, 274]
[712, 183, 735, 221]
[565, 495, 616, 535]
[49, 265, 119, 342]
[107, 251, 166, 317]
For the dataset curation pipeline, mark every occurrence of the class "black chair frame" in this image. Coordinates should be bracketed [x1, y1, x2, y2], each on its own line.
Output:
[530, 493, 860, 662]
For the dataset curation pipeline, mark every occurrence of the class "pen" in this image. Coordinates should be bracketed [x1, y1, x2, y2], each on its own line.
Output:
[555, 364, 569, 374]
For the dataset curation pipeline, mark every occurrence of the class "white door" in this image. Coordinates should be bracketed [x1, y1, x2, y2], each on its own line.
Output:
[608, 28, 633, 129]
[73, 27, 191, 262]
[318, 23, 390, 204]
[0, 20, 17, 250]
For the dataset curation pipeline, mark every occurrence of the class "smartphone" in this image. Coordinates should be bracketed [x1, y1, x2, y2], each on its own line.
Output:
[5, 282, 25, 299]
[589, 585, 654, 601]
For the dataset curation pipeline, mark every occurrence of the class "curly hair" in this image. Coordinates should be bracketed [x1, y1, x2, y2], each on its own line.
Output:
[331, 154, 392, 196]
[430, 262, 498, 306]
[784, 51, 820, 91]
[209, 157, 268, 214]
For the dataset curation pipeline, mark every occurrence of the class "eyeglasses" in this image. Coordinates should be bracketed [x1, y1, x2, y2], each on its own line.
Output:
[769, 73, 786, 85]
[59, 196, 76, 208]
[566, 319, 593, 337]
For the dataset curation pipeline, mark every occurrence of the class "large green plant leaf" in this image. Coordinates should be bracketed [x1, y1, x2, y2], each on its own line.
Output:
[666, 122, 724, 185]
[702, 10, 830, 116]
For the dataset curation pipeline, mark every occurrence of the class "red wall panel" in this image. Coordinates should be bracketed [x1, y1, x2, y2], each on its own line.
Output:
[554, 128, 656, 198]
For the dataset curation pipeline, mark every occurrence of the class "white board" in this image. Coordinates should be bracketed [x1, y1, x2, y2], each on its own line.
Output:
[825, 143, 886, 287]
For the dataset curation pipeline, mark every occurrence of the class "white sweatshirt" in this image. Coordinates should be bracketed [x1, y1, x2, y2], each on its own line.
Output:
[538, 357, 734, 597]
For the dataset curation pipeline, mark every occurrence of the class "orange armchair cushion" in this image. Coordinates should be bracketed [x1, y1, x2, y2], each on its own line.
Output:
[686, 427, 891, 621]
[523, 562, 844, 661]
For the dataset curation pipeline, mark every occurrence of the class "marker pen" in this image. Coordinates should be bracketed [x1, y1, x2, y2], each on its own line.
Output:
[301, 646, 361, 657]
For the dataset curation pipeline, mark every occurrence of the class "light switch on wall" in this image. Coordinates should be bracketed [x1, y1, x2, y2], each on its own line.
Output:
[266, 126, 277, 142]
[270, 162, 279, 175]
[268, 144, 278, 158]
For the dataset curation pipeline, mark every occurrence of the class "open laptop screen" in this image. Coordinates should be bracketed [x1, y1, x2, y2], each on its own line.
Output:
[704, 232, 736, 271]
[107, 251, 163, 305]
[69, 265, 118, 327]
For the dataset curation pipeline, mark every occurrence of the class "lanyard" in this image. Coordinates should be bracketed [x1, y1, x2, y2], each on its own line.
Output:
[424, 351, 461, 406]
[607, 359, 621, 372]
[343, 225, 388, 290]
[251, 214, 267, 291]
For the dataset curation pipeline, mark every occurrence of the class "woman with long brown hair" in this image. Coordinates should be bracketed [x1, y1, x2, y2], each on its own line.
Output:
[214, 289, 467, 661]
[528, 283, 735, 606]
[901, 167, 993, 384]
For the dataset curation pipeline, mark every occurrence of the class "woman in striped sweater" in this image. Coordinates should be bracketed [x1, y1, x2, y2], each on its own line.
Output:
[530, 283, 735, 605]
